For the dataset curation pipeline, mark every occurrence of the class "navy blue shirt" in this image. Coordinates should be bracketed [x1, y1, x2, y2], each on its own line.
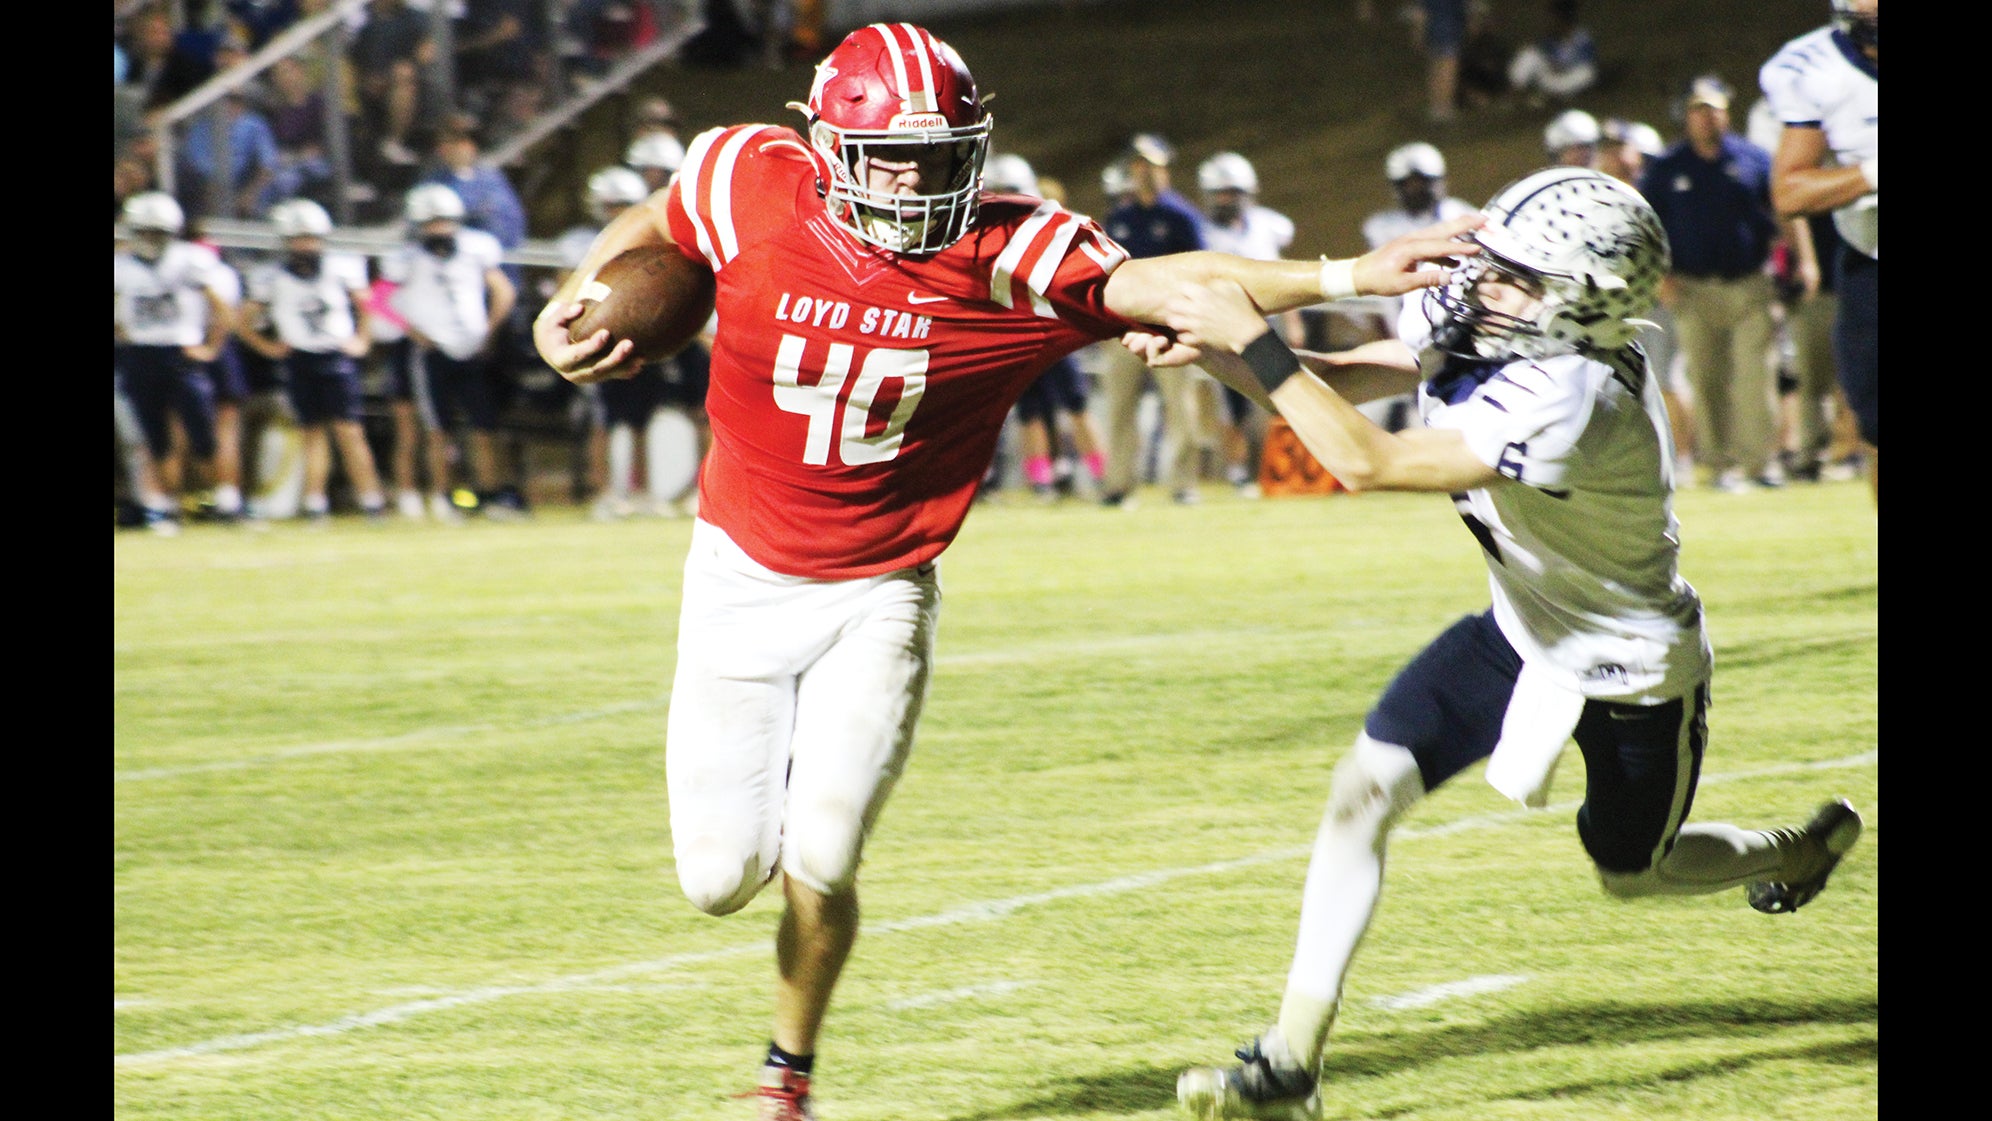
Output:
[1104, 188, 1207, 259]
[1639, 133, 1777, 280]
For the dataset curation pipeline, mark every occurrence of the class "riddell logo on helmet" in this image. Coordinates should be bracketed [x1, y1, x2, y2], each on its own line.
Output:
[890, 113, 949, 130]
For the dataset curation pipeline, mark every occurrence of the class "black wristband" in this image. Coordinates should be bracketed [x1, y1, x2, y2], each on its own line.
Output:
[1240, 330, 1302, 395]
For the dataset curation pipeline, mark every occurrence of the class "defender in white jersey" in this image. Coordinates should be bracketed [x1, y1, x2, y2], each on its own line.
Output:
[1197, 151, 1301, 493]
[238, 199, 387, 520]
[1760, 0, 1878, 499]
[1148, 168, 1867, 1120]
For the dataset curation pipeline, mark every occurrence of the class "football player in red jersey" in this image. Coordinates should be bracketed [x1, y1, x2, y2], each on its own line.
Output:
[533, 22, 1478, 1118]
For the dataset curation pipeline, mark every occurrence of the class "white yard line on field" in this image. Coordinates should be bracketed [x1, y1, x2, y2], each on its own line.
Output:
[113, 750, 1875, 1068]
[1369, 974, 1531, 1011]
[886, 980, 1034, 1012]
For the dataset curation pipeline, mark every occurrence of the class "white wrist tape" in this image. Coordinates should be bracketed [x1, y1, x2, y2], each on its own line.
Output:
[1859, 157, 1877, 192]
[1318, 257, 1359, 302]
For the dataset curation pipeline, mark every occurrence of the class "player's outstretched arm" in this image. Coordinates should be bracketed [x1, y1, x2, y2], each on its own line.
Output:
[533, 192, 684, 383]
[1159, 279, 1500, 494]
[1102, 213, 1482, 324]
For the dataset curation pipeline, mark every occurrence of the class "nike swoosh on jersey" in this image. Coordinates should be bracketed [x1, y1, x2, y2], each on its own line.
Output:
[906, 292, 949, 305]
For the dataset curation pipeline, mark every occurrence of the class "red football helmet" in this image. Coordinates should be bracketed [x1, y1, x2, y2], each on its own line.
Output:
[789, 23, 991, 254]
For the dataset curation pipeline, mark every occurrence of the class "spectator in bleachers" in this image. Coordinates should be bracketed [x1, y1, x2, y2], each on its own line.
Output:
[455, 0, 546, 114]
[123, 5, 218, 114]
[226, 0, 302, 49]
[630, 93, 683, 146]
[1415, 0, 1468, 124]
[179, 84, 282, 218]
[422, 116, 528, 252]
[1640, 74, 1783, 492]
[262, 55, 336, 210]
[351, 0, 434, 166]
[1507, 0, 1597, 107]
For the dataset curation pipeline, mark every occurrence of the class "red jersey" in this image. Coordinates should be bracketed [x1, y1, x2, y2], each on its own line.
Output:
[667, 123, 1137, 579]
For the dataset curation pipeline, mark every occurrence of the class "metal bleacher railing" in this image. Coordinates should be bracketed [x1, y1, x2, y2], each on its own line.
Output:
[141, 1, 703, 265]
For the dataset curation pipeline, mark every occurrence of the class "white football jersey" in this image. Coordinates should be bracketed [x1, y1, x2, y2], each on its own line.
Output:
[1759, 26, 1877, 257]
[382, 228, 505, 360]
[1400, 298, 1711, 702]
[114, 241, 232, 347]
[1201, 204, 1294, 263]
[246, 252, 369, 353]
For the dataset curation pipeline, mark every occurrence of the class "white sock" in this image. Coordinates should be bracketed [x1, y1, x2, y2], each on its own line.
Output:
[303, 494, 330, 515]
[214, 483, 243, 513]
[1599, 823, 1789, 898]
[1279, 736, 1424, 1069]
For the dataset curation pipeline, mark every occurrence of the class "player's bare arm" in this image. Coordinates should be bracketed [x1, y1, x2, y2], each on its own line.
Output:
[1102, 212, 1482, 327]
[1162, 278, 1500, 494]
[483, 266, 517, 357]
[235, 299, 290, 360]
[345, 285, 374, 358]
[188, 289, 233, 364]
[1770, 126, 1874, 220]
[533, 193, 679, 382]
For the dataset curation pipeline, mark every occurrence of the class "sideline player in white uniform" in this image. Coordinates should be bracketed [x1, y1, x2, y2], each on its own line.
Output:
[531, 23, 1480, 1119]
[1145, 168, 1867, 1121]
[114, 191, 238, 527]
[238, 199, 388, 520]
[384, 184, 517, 521]
[1760, 0, 1878, 501]
[1197, 151, 1299, 494]
[1355, 142, 1478, 431]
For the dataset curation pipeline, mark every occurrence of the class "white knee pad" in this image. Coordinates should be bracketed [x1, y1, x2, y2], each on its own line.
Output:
[781, 799, 866, 897]
[675, 838, 777, 916]
[1326, 734, 1425, 833]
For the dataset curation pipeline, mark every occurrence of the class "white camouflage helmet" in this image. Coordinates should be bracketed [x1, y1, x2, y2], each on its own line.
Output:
[982, 152, 1040, 196]
[1197, 151, 1258, 195]
[404, 183, 466, 225]
[1101, 158, 1133, 200]
[1384, 141, 1446, 182]
[586, 166, 649, 220]
[1543, 109, 1602, 154]
[122, 191, 185, 234]
[625, 132, 686, 173]
[1427, 167, 1671, 360]
[270, 197, 333, 238]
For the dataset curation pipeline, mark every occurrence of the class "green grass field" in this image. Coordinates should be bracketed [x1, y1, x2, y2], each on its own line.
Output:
[114, 481, 1877, 1120]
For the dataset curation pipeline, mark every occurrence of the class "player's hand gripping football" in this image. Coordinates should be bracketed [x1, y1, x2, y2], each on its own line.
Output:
[534, 301, 640, 385]
[1352, 212, 1484, 298]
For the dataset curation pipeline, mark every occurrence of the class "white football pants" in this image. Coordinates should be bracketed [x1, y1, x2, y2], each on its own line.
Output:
[666, 519, 940, 914]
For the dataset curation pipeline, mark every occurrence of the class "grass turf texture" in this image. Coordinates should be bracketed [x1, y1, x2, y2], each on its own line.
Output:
[115, 481, 1875, 1119]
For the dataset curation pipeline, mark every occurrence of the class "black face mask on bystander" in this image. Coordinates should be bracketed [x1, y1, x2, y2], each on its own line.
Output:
[422, 233, 457, 259]
[285, 251, 322, 279]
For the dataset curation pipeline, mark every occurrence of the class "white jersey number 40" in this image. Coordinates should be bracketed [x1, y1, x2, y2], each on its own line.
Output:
[771, 334, 928, 466]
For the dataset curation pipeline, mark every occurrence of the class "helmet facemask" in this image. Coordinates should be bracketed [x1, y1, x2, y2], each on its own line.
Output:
[809, 118, 990, 254]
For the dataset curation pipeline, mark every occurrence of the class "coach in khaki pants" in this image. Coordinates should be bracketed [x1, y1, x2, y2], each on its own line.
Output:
[1099, 132, 1208, 505]
[1641, 75, 1783, 490]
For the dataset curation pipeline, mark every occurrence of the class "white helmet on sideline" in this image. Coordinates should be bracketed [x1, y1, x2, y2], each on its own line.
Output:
[982, 152, 1040, 196]
[270, 197, 333, 239]
[625, 132, 686, 174]
[122, 191, 185, 234]
[1543, 109, 1601, 155]
[404, 183, 466, 225]
[586, 166, 649, 221]
[1384, 141, 1446, 182]
[1197, 151, 1259, 195]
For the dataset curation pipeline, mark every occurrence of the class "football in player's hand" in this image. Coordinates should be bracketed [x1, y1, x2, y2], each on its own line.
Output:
[567, 245, 716, 362]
